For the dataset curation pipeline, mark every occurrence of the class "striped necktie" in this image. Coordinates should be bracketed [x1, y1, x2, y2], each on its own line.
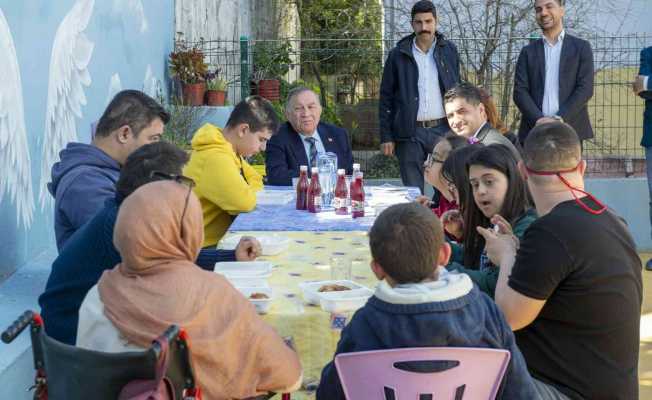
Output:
[305, 136, 318, 169]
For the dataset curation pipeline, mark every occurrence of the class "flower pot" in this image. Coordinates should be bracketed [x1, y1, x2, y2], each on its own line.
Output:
[205, 90, 227, 106]
[256, 79, 280, 101]
[182, 82, 206, 106]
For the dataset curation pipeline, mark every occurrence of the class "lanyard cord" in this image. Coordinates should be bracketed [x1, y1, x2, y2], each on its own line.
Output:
[524, 163, 607, 215]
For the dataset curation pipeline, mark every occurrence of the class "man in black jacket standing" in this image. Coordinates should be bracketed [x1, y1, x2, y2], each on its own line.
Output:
[379, 0, 460, 193]
[513, 0, 594, 144]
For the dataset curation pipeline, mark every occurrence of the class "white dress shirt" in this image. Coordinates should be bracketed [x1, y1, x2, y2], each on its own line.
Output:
[542, 30, 565, 117]
[412, 39, 446, 121]
[299, 130, 325, 164]
[472, 121, 488, 138]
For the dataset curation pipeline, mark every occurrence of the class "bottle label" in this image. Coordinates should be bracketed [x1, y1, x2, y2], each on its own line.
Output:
[333, 197, 346, 209]
[313, 196, 322, 207]
[352, 200, 364, 212]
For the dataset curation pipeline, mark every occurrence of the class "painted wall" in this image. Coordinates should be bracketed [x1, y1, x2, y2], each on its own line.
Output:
[586, 178, 652, 251]
[175, 0, 252, 43]
[0, 0, 174, 280]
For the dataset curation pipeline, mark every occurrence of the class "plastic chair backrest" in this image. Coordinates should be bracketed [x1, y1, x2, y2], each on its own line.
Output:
[334, 347, 510, 400]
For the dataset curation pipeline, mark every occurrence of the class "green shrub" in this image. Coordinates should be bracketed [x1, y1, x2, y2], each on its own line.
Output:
[365, 154, 400, 179]
[157, 88, 199, 150]
[277, 79, 342, 126]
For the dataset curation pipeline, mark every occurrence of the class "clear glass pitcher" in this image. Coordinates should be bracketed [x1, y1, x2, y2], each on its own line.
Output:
[317, 152, 338, 207]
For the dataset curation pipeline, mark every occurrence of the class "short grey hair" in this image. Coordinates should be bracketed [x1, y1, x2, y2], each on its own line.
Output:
[285, 86, 321, 113]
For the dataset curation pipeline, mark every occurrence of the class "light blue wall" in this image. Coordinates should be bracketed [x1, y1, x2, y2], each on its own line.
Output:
[0, 0, 174, 279]
[587, 178, 652, 251]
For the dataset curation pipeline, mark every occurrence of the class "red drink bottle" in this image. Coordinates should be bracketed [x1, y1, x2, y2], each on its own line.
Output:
[349, 163, 360, 205]
[307, 167, 322, 213]
[296, 165, 309, 210]
[334, 169, 348, 215]
[351, 171, 365, 218]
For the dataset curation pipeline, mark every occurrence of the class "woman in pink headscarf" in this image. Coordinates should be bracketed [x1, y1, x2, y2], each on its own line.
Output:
[77, 180, 302, 399]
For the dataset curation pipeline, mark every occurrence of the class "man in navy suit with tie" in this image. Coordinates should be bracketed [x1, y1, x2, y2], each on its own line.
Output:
[513, 0, 594, 144]
[634, 46, 652, 270]
[265, 87, 354, 186]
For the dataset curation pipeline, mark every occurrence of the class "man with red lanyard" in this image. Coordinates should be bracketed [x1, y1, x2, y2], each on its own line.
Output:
[478, 122, 642, 399]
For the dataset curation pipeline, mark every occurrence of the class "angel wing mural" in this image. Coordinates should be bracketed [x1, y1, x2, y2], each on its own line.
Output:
[0, 9, 35, 229]
[38, 0, 95, 210]
[143, 64, 160, 98]
[113, 0, 148, 33]
[106, 73, 123, 105]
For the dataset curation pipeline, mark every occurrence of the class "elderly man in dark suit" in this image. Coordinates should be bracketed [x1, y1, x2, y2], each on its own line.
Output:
[635, 46, 652, 270]
[513, 0, 594, 144]
[265, 87, 353, 186]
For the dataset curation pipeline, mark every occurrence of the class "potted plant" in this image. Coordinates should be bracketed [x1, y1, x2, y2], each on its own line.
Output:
[204, 68, 230, 106]
[251, 41, 292, 101]
[169, 39, 208, 106]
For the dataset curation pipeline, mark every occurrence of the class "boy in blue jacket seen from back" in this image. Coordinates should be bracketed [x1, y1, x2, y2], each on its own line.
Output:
[317, 202, 538, 399]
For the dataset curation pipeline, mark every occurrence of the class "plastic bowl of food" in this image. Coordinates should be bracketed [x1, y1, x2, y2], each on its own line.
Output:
[214, 261, 273, 287]
[214, 261, 273, 276]
[236, 286, 273, 314]
[318, 288, 373, 313]
[298, 280, 372, 306]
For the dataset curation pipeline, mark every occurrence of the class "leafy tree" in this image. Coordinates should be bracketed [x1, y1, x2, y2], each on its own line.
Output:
[292, 0, 383, 105]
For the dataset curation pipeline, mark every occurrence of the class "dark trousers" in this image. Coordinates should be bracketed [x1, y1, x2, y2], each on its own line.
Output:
[396, 125, 449, 193]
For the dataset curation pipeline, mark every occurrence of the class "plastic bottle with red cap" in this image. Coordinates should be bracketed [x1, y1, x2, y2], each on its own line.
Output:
[307, 167, 322, 213]
[333, 169, 348, 215]
[295, 165, 309, 210]
[350, 163, 365, 218]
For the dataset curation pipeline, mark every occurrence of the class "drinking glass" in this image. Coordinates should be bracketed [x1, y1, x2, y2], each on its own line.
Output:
[317, 152, 338, 207]
[330, 256, 352, 281]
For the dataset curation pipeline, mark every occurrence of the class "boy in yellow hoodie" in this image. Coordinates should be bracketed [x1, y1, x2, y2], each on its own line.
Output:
[184, 96, 279, 247]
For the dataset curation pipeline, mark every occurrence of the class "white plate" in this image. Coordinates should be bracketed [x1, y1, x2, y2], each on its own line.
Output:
[227, 277, 270, 288]
[219, 234, 290, 256]
[215, 261, 273, 287]
[236, 286, 273, 314]
[214, 261, 273, 277]
[256, 190, 294, 205]
[299, 280, 373, 307]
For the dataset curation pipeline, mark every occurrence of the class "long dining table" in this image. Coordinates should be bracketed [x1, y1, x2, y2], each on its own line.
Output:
[218, 185, 418, 399]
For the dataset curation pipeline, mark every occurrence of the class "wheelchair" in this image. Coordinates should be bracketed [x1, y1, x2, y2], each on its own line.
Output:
[2, 310, 291, 400]
[2, 310, 201, 400]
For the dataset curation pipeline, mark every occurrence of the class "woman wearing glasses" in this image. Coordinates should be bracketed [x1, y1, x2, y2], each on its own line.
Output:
[416, 134, 469, 240]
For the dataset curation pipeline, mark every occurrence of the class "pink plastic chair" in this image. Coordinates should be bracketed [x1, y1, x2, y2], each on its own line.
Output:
[334, 347, 510, 400]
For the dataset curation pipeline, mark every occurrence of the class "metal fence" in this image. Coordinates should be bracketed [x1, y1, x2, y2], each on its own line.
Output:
[186, 34, 651, 177]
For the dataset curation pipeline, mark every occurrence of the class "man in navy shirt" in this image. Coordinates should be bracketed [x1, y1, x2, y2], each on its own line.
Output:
[39, 142, 260, 345]
[49, 90, 168, 251]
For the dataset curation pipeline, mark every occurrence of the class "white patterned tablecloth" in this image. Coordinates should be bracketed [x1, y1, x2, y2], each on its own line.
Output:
[229, 185, 420, 232]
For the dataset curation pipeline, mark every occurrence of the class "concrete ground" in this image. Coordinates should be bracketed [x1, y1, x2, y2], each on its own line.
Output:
[640, 253, 652, 398]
